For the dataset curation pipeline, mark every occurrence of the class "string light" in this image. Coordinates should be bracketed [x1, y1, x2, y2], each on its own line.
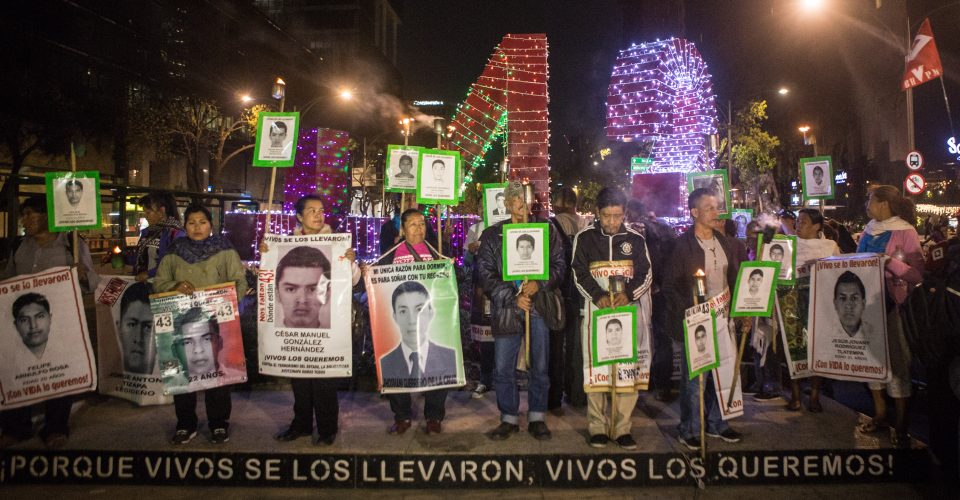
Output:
[282, 127, 351, 228]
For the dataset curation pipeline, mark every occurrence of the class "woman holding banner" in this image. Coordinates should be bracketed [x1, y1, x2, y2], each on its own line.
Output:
[154, 204, 248, 445]
[787, 208, 841, 412]
[262, 194, 359, 446]
[854, 185, 924, 447]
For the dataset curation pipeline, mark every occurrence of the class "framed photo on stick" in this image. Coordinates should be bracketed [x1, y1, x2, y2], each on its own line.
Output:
[730, 261, 780, 317]
[731, 209, 753, 239]
[416, 149, 461, 205]
[253, 112, 300, 167]
[800, 156, 834, 200]
[45, 171, 102, 232]
[385, 145, 421, 192]
[483, 182, 510, 227]
[687, 169, 732, 218]
[590, 305, 638, 367]
[758, 234, 798, 285]
[683, 302, 719, 379]
[501, 222, 549, 281]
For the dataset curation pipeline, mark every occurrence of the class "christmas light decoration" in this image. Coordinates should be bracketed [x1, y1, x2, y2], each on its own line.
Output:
[283, 127, 351, 229]
[606, 38, 717, 173]
[447, 34, 551, 211]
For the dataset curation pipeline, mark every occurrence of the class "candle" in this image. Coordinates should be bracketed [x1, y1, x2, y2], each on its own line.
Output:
[694, 268, 706, 299]
[111, 246, 124, 269]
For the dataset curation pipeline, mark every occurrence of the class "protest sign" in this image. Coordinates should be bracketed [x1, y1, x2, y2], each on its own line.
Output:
[385, 145, 421, 192]
[416, 149, 461, 205]
[95, 276, 172, 405]
[591, 305, 638, 367]
[683, 302, 718, 379]
[759, 235, 797, 285]
[731, 209, 753, 239]
[45, 171, 101, 232]
[365, 260, 464, 393]
[0, 267, 97, 409]
[704, 290, 743, 420]
[150, 283, 247, 395]
[253, 112, 300, 167]
[687, 169, 731, 218]
[776, 280, 813, 379]
[257, 233, 353, 378]
[801, 156, 834, 201]
[730, 261, 779, 317]
[482, 183, 510, 227]
[502, 223, 549, 281]
[582, 275, 652, 392]
[809, 254, 889, 382]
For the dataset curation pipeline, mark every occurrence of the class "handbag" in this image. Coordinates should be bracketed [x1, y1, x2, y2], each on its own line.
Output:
[533, 286, 566, 331]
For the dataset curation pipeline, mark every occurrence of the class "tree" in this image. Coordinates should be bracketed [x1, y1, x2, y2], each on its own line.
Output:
[721, 100, 781, 210]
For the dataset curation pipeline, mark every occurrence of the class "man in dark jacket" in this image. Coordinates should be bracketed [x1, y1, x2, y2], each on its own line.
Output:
[477, 181, 567, 441]
[661, 188, 745, 451]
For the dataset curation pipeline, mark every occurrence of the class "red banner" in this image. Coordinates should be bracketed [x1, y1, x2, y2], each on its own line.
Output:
[902, 18, 943, 91]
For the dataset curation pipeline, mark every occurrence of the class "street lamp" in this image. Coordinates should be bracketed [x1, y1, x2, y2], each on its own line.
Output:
[799, 0, 825, 13]
[798, 125, 818, 155]
[299, 89, 355, 121]
[778, 87, 790, 95]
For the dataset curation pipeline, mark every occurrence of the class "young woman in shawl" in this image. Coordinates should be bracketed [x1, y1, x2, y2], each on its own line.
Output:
[133, 192, 185, 282]
[154, 204, 248, 445]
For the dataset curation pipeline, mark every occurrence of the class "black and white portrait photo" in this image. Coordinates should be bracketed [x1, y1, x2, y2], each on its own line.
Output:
[593, 311, 636, 365]
[683, 305, 718, 377]
[386, 146, 421, 191]
[802, 158, 833, 199]
[49, 175, 99, 229]
[502, 224, 548, 280]
[274, 245, 333, 330]
[254, 113, 299, 165]
[689, 170, 730, 214]
[759, 236, 796, 283]
[416, 151, 459, 203]
[483, 183, 510, 226]
[731, 263, 778, 317]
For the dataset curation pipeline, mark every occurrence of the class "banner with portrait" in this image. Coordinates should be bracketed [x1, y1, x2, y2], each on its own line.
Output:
[45, 171, 101, 232]
[415, 149, 461, 206]
[703, 289, 744, 420]
[776, 281, 812, 379]
[150, 283, 247, 395]
[385, 145, 421, 192]
[0, 267, 97, 409]
[800, 156, 834, 201]
[730, 261, 779, 317]
[257, 233, 353, 378]
[686, 169, 731, 218]
[683, 302, 718, 379]
[502, 222, 550, 281]
[252, 111, 300, 167]
[94, 276, 172, 405]
[590, 305, 638, 367]
[731, 209, 753, 239]
[809, 254, 889, 382]
[758, 235, 797, 285]
[366, 260, 465, 393]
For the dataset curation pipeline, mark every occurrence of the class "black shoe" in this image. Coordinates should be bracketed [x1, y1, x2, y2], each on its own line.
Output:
[707, 428, 743, 443]
[677, 435, 701, 451]
[615, 434, 637, 450]
[588, 434, 609, 448]
[275, 428, 310, 442]
[489, 422, 519, 441]
[753, 391, 781, 401]
[209, 428, 229, 444]
[314, 433, 336, 446]
[170, 429, 197, 445]
[528, 421, 552, 441]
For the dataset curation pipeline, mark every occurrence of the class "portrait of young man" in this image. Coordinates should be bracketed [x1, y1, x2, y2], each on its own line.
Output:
[275, 246, 332, 329]
[396, 155, 415, 179]
[116, 282, 156, 374]
[13, 293, 53, 359]
[832, 271, 874, 339]
[172, 307, 223, 378]
[379, 281, 456, 386]
[268, 121, 288, 148]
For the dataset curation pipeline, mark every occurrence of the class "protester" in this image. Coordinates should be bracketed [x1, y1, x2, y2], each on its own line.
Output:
[154, 204, 248, 445]
[571, 187, 652, 449]
[477, 181, 566, 441]
[374, 208, 450, 435]
[465, 215, 494, 399]
[661, 188, 744, 450]
[854, 185, 924, 447]
[261, 194, 359, 446]
[0, 196, 99, 449]
[548, 187, 585, 411]
[133, 192, 185, 282]
[787, 208, 841, 412]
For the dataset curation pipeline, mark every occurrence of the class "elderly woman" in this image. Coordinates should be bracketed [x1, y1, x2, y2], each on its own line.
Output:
[154, 204, 248, 446]
[854, 185, 924, 447]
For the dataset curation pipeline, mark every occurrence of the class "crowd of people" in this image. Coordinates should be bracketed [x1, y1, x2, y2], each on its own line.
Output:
[0, 181, 951, 459]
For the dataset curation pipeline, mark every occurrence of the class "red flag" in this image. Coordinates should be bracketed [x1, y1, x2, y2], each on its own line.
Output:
[902, 18, 943, 91]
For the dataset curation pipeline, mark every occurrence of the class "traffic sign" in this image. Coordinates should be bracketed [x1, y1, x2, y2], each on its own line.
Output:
[904, 173, 926, 195]
[905, 150, 924, 170]
[631, 156, 653, 173]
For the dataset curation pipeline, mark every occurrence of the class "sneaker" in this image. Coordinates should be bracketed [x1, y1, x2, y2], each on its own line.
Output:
[171, 429, 197, 445]
[528, 421, 552, 441]
[677, 435, 701, 451]
[43, 433, 68, 449]
[472, 383, 489, 399]
[615, 434, 637, 450]
[588, 434, 609, 448]
[753, 391, 781, 401]
[314, 433, 336, 446]
[707, 428, 743, 443]
[209, 428, 230, 444]
[489, 422, 519, 441]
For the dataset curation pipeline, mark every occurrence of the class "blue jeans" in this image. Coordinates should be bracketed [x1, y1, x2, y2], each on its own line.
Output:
[678, 353, 730, 439]
[494, 315, 549, 424]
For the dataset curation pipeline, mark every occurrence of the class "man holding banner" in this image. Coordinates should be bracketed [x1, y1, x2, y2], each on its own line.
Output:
[571, 187, 652, 450]
[661, 188, 744, 451]
[0, 197, 99, 449]
[477, 181, 567, 441]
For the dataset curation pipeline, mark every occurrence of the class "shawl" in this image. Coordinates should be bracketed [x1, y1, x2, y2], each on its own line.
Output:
[168, 234, 235, 264]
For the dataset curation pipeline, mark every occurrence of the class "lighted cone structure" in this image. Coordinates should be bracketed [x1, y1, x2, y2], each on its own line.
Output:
[447, 34, 550, 212]
[283, 127, 352, 224]
[606, 38, 717, 218]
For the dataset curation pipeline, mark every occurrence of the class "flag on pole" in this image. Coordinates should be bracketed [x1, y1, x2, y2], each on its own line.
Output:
[902, 18, 943, 91]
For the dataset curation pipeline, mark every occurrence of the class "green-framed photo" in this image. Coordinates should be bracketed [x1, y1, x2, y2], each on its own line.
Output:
[730, 208, 753, 239]
[687, 169, 732, 218]
[800, 156, 834, 201]
[45, 170, 102, 232]
[501, 222, 549, 281]
[590, 305, 638, 367]
[384, 144, 421, 193]
[683, 304, 719, 379]
[730, 261, 781, 317]
[757, 234, 798, 285]
[252, 111, 300, 167]
[416, 149, 461, 206]
[483, 182, 510, 227]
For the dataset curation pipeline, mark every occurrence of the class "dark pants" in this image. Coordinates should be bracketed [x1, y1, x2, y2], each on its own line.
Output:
[548, 326, 565, 409]
[174, 386, 231, 432]
[388, 390, 448, 421]
[564, 312, 587, 407]
[289, 378, 339, 436]
[650, 294, 674, 391]
[479, 342, 495, 387]
[0, 395, 73, 439]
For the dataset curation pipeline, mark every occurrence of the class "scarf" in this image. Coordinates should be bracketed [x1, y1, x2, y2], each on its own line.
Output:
[169, 234, 235, 264]
[863, 216, 913, 236]
[134, 216, 185, 273]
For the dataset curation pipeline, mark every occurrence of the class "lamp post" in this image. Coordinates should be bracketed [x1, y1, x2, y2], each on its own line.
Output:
[798, 125, 818, 156]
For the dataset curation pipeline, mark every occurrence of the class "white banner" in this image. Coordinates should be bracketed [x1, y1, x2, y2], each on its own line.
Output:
[0, 267, 97, 409]
[95, 276, 172, 405]
[705, 289, 744, 420]
[257, 233, 353, 378]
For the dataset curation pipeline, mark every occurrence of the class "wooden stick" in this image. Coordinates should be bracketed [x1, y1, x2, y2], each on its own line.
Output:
[609, 288, 617, 438]
[436, 204, 442, 254]
[524, 278, 530, 369]
[699, 372, 706, 461]
[263, 167, 278, 240]
[70, 143, 79, 265]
